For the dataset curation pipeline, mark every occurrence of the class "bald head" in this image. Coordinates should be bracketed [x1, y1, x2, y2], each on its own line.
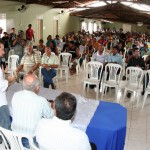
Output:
[23, 74, 40, 93]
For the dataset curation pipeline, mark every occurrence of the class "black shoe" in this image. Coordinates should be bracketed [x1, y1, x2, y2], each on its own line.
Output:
[51, 83, 56, 89]
[127, 93, 131, 98]
[141, 91, 145, 95]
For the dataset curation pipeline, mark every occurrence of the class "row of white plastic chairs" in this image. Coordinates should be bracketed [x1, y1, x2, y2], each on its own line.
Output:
[83, 61, 150, 109]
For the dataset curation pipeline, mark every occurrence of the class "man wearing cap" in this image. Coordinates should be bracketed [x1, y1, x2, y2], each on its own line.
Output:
[26, 24, 35, 44]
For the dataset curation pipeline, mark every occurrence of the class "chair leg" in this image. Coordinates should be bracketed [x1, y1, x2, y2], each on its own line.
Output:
[96, 84, 99, 100]
[136, 92, 140, 107]
[66, 69, 68, 83]
[123, 88, 127, 102]
[142, 91, 148, 109]
[101, 84, 105, 99]
[76, 65, 78, 75]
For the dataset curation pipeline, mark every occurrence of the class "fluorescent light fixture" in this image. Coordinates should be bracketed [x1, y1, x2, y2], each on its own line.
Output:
[122, 2, 150, 11]
[87, 1, 107, 7]
[69, 8, 88, 12]
[107, 1, 117, 4]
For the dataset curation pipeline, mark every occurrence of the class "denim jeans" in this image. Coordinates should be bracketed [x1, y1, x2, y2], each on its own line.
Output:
[41, 68, 56, 88]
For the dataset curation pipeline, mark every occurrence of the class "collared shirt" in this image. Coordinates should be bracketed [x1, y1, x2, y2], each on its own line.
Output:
[108, 53, 123, 65]
[0, 68, 8, 107]
[92, 52, 108, 63]
[20, 53, 41, 66]
[35, 117, 91, 150]
[11, 90, 54, 135]
[41, 53, 59, 65]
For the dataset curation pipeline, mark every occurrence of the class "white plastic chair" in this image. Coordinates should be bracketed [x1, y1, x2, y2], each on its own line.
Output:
[101, 63, 122, 101]
[8, 49, 14, 57]
[7, 55, 19, 76]
[58, 52, 72, 82]
[83, 61, 103, 100]
[0, 126, 30, 150]
[142, 55, 148, 61]
[122, 67, 144, 106]
[142, 70, 150, 109]
[34, 51, 41, 57]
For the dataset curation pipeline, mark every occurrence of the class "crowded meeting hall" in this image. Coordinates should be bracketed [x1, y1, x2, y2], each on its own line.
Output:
[1, 0, 150, 150]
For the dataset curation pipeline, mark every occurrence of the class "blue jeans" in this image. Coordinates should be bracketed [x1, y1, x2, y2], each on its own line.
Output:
[22, 137, 39, 149]
[41, 68, 56, 88]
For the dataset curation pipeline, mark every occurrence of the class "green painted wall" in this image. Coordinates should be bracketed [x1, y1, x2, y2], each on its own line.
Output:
[0, 2, 80, 44]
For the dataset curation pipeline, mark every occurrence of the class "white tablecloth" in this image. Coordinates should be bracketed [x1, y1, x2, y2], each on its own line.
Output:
[6, 83, 99, 131]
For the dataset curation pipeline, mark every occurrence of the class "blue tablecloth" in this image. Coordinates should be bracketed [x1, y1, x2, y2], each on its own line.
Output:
[86, 101, 127, 150]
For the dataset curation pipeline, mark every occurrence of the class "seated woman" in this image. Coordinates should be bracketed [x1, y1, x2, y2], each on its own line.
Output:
[41, 46, 59, 89]
[37, 39, 45, 56]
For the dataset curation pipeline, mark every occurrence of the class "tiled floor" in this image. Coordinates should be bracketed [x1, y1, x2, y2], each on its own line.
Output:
[1, 66, 150, 150]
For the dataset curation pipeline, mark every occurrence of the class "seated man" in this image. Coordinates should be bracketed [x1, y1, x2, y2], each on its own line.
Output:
[127, 47, 145, 96]
[41, 46, 59, 89]
[16, 44, 41, 76]
[11, 74, 54, 147]
[92, 44, 108, 64]
[108, 46, 122, 65]
[35, 92, 91, 150]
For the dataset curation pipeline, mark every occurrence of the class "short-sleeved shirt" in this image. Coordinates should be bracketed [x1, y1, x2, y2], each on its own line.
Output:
[41, 53, 59, 65]
[26, 28, 34, 41]
[20, 52, 41, 66]
[92, 52, 108, 63]
[108, 53, 123, 65]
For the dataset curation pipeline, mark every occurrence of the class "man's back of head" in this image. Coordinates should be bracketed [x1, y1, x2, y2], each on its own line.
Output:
[54, 92, 77, 120]
[23, 73, 40, 93]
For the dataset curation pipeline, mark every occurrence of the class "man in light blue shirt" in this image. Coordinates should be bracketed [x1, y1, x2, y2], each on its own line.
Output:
[108, 46, 123, 65]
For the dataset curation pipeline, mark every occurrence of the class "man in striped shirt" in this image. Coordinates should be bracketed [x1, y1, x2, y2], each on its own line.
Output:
[11, 73, 54, 148]
[16, 44, 41, 76]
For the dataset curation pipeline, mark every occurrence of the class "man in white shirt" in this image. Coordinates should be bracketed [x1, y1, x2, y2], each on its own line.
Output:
[35, 92, 91, 150]
[11, 73, 54, 147]
[0, 40, 15, 143]
[92, 44, 108, 64]
[41, 46, 59, 89]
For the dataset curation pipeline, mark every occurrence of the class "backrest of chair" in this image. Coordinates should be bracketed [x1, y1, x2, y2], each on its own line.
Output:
[8, 49, 14, 57]
[144, 70, 150, 89]
[59, 53, 72, 66]
[34, 51, 41, 57]
[126, 67, 143, 87]
[86, 61, 103, 81]
[0, 126, 30, 150]
[8, 55, 19, 70]
[105, 63, 122, 83]
[142, 55, 148, 61]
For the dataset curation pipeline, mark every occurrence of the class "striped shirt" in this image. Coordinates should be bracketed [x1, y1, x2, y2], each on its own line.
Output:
[11, 90, 54, 135]
[35, 117, 91, 150]
[20, 52, 41, 66]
